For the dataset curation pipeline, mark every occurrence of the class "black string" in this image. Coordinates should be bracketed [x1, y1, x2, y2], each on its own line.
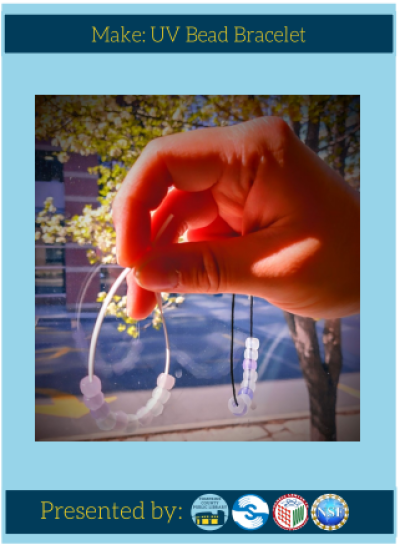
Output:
[230, 294, 238, 406]
[250, 296, 254, 338]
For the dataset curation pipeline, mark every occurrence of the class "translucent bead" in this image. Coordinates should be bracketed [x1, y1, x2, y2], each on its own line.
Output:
[241, 380, 257, 391]
[83, 392, 104, 410]
[146, 398, 164, 417]
[137, 406, 153, 426]
[96, 412, 116, 431]
[152, 387, 171, 404]
[238, 387, 254, 400]
[244, 348, 258, 360]
[151, 403, 164, 417]
[240, 393, 252, 407]
[90, 402, 110, 420]
[243, 359, 257, 370]
[228, 396, 248, 416]
[245, 337, 260, 350]
[114, 410, 128, 430]
[157, 373, 176, 390]
[80, 375, 101, 398]
[126, 414, 139, 433]
[243, 370, 258, 382]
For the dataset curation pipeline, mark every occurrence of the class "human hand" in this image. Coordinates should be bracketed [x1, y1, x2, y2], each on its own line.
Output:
[112, 117, 360, 320]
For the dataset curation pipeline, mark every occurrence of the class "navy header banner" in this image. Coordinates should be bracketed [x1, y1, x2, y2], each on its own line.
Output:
[5, 14, 393, 53]
[6, 490, 394, 534]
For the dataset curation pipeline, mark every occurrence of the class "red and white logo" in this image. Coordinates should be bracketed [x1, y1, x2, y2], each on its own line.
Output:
[273, 494, 309, 531]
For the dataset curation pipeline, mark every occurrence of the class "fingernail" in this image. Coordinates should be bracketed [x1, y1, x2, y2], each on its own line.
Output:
[135, 264, 179, 290]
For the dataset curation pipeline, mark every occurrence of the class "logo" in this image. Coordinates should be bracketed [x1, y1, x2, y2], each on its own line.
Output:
[311, 494, 349, 530]
[191, 494, 229, 531]
[273, 494, 308, 530]
[232, 494, 269, 531]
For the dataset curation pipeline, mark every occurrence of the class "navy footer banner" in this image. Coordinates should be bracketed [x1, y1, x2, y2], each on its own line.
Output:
[6, 490, 394, 534]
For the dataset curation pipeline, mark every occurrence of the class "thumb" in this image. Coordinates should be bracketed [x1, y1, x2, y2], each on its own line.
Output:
[134, 236, 261, 295]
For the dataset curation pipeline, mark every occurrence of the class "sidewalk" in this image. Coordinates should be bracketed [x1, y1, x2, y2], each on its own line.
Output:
[103, 409, 360, 442]
[36, 376, 360, 441]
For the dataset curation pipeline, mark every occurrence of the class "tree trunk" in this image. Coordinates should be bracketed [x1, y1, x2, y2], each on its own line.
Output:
[283, 313, 341, 440]
[283, 96, 343, 441]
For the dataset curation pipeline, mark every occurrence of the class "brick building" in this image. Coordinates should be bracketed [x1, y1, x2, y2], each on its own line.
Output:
[35, 141, 108, 311]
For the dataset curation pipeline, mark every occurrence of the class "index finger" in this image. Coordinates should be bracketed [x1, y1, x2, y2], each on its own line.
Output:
[112, 127, 226, 267]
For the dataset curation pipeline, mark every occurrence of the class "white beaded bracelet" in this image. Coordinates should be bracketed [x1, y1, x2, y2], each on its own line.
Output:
[81, 216, 175, 434]
[81, 277, 176, 433]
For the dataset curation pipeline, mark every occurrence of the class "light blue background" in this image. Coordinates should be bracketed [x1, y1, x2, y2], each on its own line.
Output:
[2, 3, 396, 543]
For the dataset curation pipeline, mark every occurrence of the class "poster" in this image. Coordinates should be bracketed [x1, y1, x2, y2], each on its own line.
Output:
[2, 2, 396, 543]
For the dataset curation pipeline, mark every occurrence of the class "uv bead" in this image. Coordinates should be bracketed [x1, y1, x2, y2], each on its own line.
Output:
[152, 387, 171, 404]
[137, 406, 154, 426]
[240, 393, 253, 407]
[243, 370, 258, 382]
[146, 397, 164, 416]
[90, 401, 110, 420]
[83, 392, 104, 410]
[126, 414, 140, 433]
[96, 412, 116, 431]
[245, 338, 260, 350]
[241, 379, 257, 391]
[80, 375, 102, 398]
[228, 396, 248, 416]
[238, 387, 254, 400]
[244, 348, 258, 360]
[243, 359, 257, 370]
[157, 373, 176, 390]
[114, 410, 128, 430]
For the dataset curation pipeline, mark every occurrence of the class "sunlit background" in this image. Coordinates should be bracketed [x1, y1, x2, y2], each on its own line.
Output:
[35, 96, 360, 441]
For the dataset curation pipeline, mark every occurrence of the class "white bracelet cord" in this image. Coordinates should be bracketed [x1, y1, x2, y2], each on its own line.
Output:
[88, 214, 174, 382]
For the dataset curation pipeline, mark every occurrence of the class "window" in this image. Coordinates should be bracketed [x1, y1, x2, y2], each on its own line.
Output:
[35, 246, 65, 294]
[44, 247, 64, 265]
[35, 269, 65, 294]
[35, 150, 63, 182]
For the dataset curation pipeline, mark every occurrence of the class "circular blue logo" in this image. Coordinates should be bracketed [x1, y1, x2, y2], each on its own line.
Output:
[311, 494, 349, 530]
[191, 494, 229, 531]
[232, 494, 269, 531]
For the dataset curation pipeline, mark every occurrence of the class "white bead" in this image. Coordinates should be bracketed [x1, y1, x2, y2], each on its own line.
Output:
[152, 386, 171, 404]
[244, 348, 258, 360]
[245, 337, 259, 350]
[157, 373, 176, 390]
[241, 380, 257, 391]
[96, 412, 116, 431]
[126, 414, 139, 433]
[228, 396, 248, 416]
[240, 393, 253, 406]
[137, 406, 153, 426]
[243, 370, 258, 382]
[152, 402, 164, 417]
[146, 397, 164, 416]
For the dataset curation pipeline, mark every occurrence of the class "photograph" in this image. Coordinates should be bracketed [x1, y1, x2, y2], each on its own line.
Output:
[35, 94, 360, 442]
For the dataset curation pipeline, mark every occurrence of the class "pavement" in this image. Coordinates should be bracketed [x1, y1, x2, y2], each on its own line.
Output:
[36, 375, 360, 441]
[89, 409, 361, 442]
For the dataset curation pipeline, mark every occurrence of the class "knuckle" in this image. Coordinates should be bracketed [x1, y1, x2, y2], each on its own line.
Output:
[142, 137, 164, 159]
[255, 116, 292, 164]
[268, 116, 291, 136]
[257, 116, 291, 143]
